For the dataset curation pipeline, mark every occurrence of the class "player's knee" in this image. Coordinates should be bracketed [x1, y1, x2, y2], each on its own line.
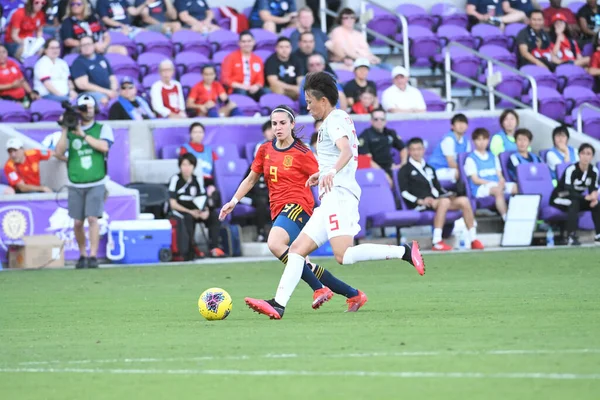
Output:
[87, 217, 99, 227]
[73, 219, 84, 229]
[334, 251, 345, 265]
[439, 198, 451, 208]
[267, 236, 286, 256]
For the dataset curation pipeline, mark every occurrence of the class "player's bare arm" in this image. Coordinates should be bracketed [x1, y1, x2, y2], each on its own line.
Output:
[219, 170, 261, 221]
[320, 137, 353, 193]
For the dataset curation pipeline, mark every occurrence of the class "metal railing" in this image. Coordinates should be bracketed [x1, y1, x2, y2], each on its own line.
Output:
[444, 42, 538, 113]
[575, 102, 600, 133]
[318, 0, 410, 73]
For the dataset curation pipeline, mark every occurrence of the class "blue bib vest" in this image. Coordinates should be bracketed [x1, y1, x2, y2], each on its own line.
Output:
[467, 151, 498, 195]
[495, 131, 518, 153]
[429, 132, 470, 170]
[548, 146, 577, 180]
[182, 143, 213, 176]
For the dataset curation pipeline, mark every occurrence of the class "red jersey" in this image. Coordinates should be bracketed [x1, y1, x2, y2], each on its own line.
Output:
[554, 37, 580, 61]
[591, 51, 600, 69]
[251, 139, 318, 220]
[0, 60, 25, 99]
[5, 8, 45, 43]
[161, 84, 182, 114]
[4, 149, 51, 188]
[188, 81, 226, 105]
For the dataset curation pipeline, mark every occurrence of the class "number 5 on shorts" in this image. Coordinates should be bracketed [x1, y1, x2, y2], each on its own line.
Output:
[329, 214, 339, 231]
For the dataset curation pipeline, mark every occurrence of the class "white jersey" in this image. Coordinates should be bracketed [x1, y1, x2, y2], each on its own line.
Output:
[316, 109, 361, 200]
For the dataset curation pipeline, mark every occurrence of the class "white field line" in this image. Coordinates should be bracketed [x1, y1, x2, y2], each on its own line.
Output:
[0, 367, 599, 380]
[15, 348, 600, 366]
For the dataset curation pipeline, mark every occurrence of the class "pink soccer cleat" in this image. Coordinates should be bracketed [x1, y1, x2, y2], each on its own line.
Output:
[312, 287, 334, 310]
[346, 290, 368, 312]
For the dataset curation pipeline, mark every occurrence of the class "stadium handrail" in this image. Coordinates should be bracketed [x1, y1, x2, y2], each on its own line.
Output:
[444, 42, 538, 113]
[319, 0, 411, 74]
[575, 102, 600, 134]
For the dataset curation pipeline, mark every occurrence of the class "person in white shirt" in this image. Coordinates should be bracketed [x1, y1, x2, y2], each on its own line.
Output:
[150, 59, 186, 119]
[33, 39, 77, 102]
[242, 71, 425, 320]
[381, 66, 426, 114]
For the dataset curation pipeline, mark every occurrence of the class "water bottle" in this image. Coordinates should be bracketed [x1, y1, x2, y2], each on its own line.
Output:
[400, 236, 407, 246]
[546, 227, 555, 247]
[459, 230, 466, 250]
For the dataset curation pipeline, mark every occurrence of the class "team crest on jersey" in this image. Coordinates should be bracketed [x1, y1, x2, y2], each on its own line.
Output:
[283, 155, 293, 168]
[317, 128, 323, 143]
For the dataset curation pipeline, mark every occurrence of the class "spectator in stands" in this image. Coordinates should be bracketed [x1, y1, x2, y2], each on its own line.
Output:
[44, 0, 68, 35]
[4, 0, 46, 60]
[96, 0, 148, 37]
[55, 94, 114, 269]
[108, 76, 155, 120]
[343, 58, 377, 108]
[290, 7, 329, 56]
[292, 31, 334, 76]
[254, 120, 274, 157]
[517, 10, 557, 69]
[71, 35, 118, 106]
[175, 0, 219, 33]
[249, 0, 297, 33]
[0, 44, 38, 104]
[507, 128, 542, 182]
[168, 153, 225, 259]
[310, 119, 321, 154]
[543, 0, 579, 35]
[328, 8, 380, 69]
[382, 66, 426, 114]
[186, 64, 242, 118]
[399, 137, 484, 251]
[265, 37, 303, 100]
[546, 125, 579, 181]
[550, 143, 600, 245]
[550, 13, 589, 67]
[577, 0, 600, 43]
[358, 108, 406, 179]
[306, 0, 340, 30]
[587, 31, 600, 86]
[465, 128, 517, 221]
[351, 86, 377, 115]
[4, 138, 54, 193]
[429, 114, 472, 183]
[150, 59, 186, 119]
[298, 53, 345, 113]
[466, 0, 527, 28]
[490, 109, 519, 156]
[135, 0, 181, 34]
[179, 122, 217, 189]
[221, 31, 265, 102]
[34, 39, 77, 103]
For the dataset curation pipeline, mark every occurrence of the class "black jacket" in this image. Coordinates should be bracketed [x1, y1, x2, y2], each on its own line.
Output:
[551, 162, 599, 203]
[358, 127, 404, 171]
[398, 158, 446, 209]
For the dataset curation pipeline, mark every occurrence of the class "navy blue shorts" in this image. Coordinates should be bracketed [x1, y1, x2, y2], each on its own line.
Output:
[272, 203, 310, 244]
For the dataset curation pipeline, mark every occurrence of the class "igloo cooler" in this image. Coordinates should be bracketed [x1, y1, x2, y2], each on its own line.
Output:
[107, 219, 172, 264]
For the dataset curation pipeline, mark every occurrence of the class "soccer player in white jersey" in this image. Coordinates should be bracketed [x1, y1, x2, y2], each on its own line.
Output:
[245, 72, 425, 320]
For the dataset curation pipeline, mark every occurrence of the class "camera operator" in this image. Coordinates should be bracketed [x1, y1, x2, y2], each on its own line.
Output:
[55, 94, 114, 269]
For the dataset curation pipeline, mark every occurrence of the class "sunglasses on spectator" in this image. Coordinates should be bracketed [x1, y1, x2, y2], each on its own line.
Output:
[342, 15, 356, 20]
[121, 85, 134, 90]
[372, 117, 385, 121]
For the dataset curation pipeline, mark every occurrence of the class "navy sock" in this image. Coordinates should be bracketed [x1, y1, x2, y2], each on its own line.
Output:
[278, 249, 322, 292]
[311, 264, 359, 298]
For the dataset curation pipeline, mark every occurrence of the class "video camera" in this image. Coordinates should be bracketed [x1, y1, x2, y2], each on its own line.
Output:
[58, 101, 87, 130]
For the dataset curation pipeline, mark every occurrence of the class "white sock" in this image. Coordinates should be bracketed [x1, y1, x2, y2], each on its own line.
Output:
[468, 227, 477, 242]
[432, 228, 443, 244]
[501, 214, 507, 221]
[342, 244, 406, 265]
[274, 253, 304, 307]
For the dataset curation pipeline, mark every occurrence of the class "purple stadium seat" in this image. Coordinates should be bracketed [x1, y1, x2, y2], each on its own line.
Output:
[279, 27, 296, 38]
[161, 144, 180, 159]
[478, 45, 517, 69]
[471, 24, 509, 49]
[17, 129, 55, 143]
[498, 151, 514, 181]
[244, 142, 259, 159]
[420, 89, 446, 111]
[396, 4, 435, 31]
[208, 29, 239, 53]
[259, 93, 298, 115]
[555, 64, 595, 92]
[355, 168, 421, 242]
[516, 163, 567, 222]
[479, 67, 524, 101]
[179, 73, 202, 98]
[366, 5, 399, 46]
[520, 65, 558, 90]
[568, 1, 584, 14]
[437, 25, 476, 49]
[368, 67, 392, 93]
[137, 52, 170, 76]
[576, 108, 600, 139]
[214, 158, 255, 220]
[63, 53, 78, 66]
[211, 49, 231, 76]
[171, 29, 212, 57]
[30, 99, 63, 122]
[406, 26, 441, 68]
[0, 100, 30, 122]
[175, 51, 210, 75]
[107, 128, 131, 185]
[135, 31, 173, 57]
[212, 143, 242, 160]
[22, 55, 39, 81]
[563, 86, 600, 115]
[229, 93, 261, 116]
[441, 47, 480, 88]
[504, 23, 526, 51]
[582, 42, 594, 57]
[142, 73, 160, 92]
[528, 86, 567, 121]
[430, 2, 468, 29]
[249, 28, 278, 52]
[153, 127, 189, 156]
[335, 69, 354, 85]
[254, 49, 273, 62]
[109, 31, 137, 58]
[105, 54, 140, 80]
[539, 148, 550, 162]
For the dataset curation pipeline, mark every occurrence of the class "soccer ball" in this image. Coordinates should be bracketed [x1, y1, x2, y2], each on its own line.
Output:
[198, 288, 232, 320]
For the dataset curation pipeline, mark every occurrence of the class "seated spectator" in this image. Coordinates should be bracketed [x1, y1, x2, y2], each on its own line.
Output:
[358, 108, 406, 179]
[298, 54, 345, 112]
[150, 59, 186, 119]
[351, 86, 377, 115]
[108, 76, 155, 120]
[175, 0, 219, 33]
[293, 31, 334, 76]
[543, 0, 579, 35]
[254, 120, 274, 157]
[328, 8, 380, 69]
[517, 10, 557, 69]
[220, 30, 266, 102]
[343, 58, 377, 108]
[429, 113, 472, 183]
[71, 35, 118, 106]
[577, 0, 599, 44]
[550, 143, 600, 245]
[4, 0, 46, 60]
[290, 7, 329, 56]
[550, 13, 589, 67]
[546, 125, 579, 181]
[179, 122, 217, 188]
[249, 0, 296, 33]
[44, 0, 69, 36]
[399, 137, 483, 251]
[34, 39, 77, 103]
[465, 128, 517, 221]
[96, 0, 148, 38]
[466, 0, 527, 28]
[507, 128, 542, 182]
[587, 31, 600, 85]
[4, 138, 54, 193]
[0, 44, 38, 104]
[135, 0, 181, 34]
[168, 152, 225, 260]
[490, 109, 520, 156]
[247, 120, 274, 241]
[264, 37, 303, 100]
[186, 65, 242, 118]
[381, 66, 426, 114]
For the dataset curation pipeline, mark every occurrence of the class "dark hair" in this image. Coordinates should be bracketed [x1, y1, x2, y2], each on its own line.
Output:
[79, 35, 94, 44]
[270, 104, 302, 139]
[189, 122, 205, 134]
[239, 30, 254, 40]
[514, 128, 533, 142]
[178, 152, 197, 168]
[43, 38, 60, 53]
[451, 113, 468, 125]
[552, 125, 570, 143]
[358, 85, 377, 97]
[276, 37, 291, 46]
[26, 0, 48, 15]
[579, 143, 596, 155]
[201, 64, 216, 74]
[499, 109, 519, 129]
[261, 120, 271, 133]
[299, 31, 315, 41]
[407, 137, 424, 147]
[594, 30, 600, 50]
[304, 71, 339, 107]
[310, 132, 318, 146]
[370, 107, 385, 118]
[336, 7, 356, 25]
[530, 9, 544, 18]
[550, 18, 574, 40]
[472, 127, 490, 140]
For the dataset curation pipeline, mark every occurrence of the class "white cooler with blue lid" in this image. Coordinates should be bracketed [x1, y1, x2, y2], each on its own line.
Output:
[107, 219, 172, 264]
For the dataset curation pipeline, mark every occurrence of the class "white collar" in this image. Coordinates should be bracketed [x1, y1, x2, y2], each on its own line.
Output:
[409, 157, 426, 170]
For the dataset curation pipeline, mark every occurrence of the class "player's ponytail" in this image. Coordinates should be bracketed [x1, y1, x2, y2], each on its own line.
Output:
[270, 104, 304, 140]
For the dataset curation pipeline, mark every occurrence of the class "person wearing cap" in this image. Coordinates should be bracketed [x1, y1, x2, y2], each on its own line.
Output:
[381, 66, 426, 114]
[55, 93, 115, 269]
[516, 10, 557, 69]
[108, 76, 155, 120]
[343, 58, 377, 108]
[577, 0, 600, 42]
[3, 138, 54, 193]
[549, 13, 589, 67]
[543, 0, 578, 33]
[298, 53, 346, 113]
[290, 7, 329, 56]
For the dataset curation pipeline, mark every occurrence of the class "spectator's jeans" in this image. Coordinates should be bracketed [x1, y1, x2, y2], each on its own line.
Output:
[84, 91, 108, 105]
[232, 87, 269, 102]
[4, 42, 20, 57]
[43, 94, 70, 103]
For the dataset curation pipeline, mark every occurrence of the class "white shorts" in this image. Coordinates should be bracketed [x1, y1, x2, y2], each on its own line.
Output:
[475, 181, 516, 198]
[435, 167, 458, 183]
[302, 187, 360, 248]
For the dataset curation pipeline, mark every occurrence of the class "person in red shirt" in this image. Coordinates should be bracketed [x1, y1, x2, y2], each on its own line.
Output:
[185, 65, 242, 118]
[550, 13, 589, 67]
[0, 44, 38, 103]
[587, 31, 600, 85]
[351, 86, 377, 115]
[220, 30, 266, 101]
[4, 138, 54, 193]
[543, 0, 579, 34]
[4, 0, 47, 59]
[219, 104, 366, 313]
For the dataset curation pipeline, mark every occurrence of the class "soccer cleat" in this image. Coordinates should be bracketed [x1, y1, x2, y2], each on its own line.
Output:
[346, 290, 368, 312]
[471, 239, 485, 250]
[75, 256, 87, 269]
[312, 287, 334, 310]
[567, 234, 581, 246]
[210, 248, 226, 257]
[432, 241, 453, 251]
[407, 240, 426, 275]
[87, 257, 99, 269]
[245, 298, 284, 320]
[193, 246, 205, 259]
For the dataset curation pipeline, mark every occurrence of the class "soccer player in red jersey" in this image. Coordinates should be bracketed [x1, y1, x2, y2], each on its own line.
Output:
[219, 105, 367, 314]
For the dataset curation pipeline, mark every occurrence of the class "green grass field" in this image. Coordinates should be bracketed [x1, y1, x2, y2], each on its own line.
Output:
[1, 248, 599, 399]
